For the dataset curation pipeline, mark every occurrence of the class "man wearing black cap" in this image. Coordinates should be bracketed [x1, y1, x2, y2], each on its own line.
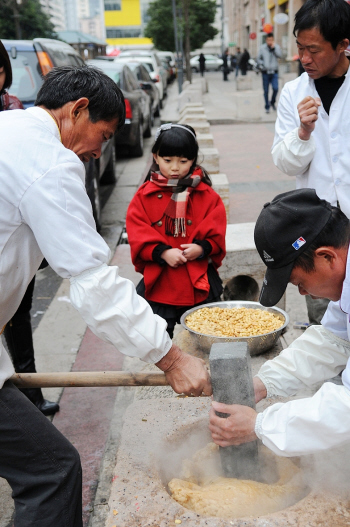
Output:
[210, 189, 350, 456]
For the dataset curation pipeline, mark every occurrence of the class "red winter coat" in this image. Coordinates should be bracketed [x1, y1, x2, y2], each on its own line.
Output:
[126, 179, 226, 306]
[0, 92, 24, 111]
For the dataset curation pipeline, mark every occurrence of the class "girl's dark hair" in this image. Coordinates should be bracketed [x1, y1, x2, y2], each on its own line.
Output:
[293, 0, 350, 50]
[0, 40, 13, 94]
[149, 124, 212, 185]
[35, 65, 125, 128]
[294, 206, 350, 273]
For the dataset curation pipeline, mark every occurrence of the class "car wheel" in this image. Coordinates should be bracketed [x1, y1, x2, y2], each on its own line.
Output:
[86, 160, 102, 232]
[159, 98, 163, 110]
[100, 146, 116, 185]
[144, 107, 152, 138]
[154, 102, 161, 117]
[191, 67, 198, 73]
[129, 121, 144, 157]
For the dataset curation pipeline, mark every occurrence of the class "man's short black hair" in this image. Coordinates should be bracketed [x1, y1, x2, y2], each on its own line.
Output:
[35, 65, 125, 129]
[266, 33, 274, 38]
[0, 40, 12, 94]
[293, 0, 350, 50]
[294, 207, 350, 273]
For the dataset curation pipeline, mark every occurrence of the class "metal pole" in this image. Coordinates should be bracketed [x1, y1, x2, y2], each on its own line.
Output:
[172, 0, 183, 93]
[221, 0, 225, 56]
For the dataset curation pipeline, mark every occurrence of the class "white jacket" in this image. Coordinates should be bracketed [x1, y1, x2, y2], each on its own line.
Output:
[255, 246, 350, 456]
[0, 107, 171, 388]
[271, 66, 350, 218]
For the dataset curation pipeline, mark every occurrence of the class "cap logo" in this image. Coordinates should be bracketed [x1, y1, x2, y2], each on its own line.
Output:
[292, 237, 306, 250]
[263, 250, 274, 262]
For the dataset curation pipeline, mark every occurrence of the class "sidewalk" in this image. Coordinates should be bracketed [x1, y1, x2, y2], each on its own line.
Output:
[0, 71, 308, 527]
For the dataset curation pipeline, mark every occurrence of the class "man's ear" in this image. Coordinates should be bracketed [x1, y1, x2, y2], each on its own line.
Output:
[70, 98, 89, 120]
[339, 39, 350, 53]
[314, 246, 337, 266]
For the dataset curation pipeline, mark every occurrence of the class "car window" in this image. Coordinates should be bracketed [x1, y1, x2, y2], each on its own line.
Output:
[141, 61, 153, 73]
[139, 65, 151, 82]
[70, 54, 84, 66]
[8, 52, 42, 103]
[124, 67, 140, 91]
[104, 69, 121, 87]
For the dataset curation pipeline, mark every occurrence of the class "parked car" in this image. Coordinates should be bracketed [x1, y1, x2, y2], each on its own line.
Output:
[113, 58, 160, 120]
[190, 54, 224, 72]
[156, 51, 177, 81]
[87, 59, 152, 158]
[117, 50, 167, 102]
[2, 38, 116, 231]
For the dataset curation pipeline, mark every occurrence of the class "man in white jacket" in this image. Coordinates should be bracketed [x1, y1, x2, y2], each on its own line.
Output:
[209, 189, 350, 457]
[0, 65, 211, 527]
[271, 0, 350, 325]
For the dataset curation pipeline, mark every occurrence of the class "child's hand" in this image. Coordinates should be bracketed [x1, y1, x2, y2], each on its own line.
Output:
[180, 243, 204, 261]
[161, 248, 187, 268]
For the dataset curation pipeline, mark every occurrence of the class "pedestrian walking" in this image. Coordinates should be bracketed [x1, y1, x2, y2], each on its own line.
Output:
[222, 48, 230, 81]
[0, 66, 211, 527]
[126, 123, 227, 339]
[271, 0, 350, 324]
[199, 53, 206, 76]
[210, 189, 350, 457]
[239, 48, 250, 76]
[0, 40, 59, 417]
[235, 47, 242, 77]
[257, 32, 282, 113]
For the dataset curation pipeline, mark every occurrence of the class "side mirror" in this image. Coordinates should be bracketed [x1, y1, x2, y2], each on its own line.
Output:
[140, 81, 152, 90]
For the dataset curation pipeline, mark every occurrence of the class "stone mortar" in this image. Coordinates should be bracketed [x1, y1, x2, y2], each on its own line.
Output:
[106, 398, 350, 527]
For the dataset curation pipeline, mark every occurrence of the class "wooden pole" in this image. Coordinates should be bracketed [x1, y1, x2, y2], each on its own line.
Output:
[10, 371, 169, 388]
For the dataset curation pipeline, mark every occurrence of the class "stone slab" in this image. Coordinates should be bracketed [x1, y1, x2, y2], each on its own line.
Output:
[178, 88, 202, 111]
[186, 121, 210, 134]
[179, 112, 208, 124]
[210, 173, 229, 220]
[209, 342, 259, 480]
[236, 76, 253, 91]
[232, 90, 263, 121]
[105, 398, 350, 527]
[200, 147, 220, 174]
[196, 132, 214, 148]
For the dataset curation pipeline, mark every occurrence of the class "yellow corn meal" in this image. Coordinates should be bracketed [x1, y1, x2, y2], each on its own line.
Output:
[185, 306, 283, 337]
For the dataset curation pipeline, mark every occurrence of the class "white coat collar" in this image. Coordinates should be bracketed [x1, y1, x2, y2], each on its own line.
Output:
[339, 243, 350, 314]
[25, 106, 61, 142]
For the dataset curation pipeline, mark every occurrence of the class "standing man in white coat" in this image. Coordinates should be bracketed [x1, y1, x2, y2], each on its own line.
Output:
[209, 189, 350, 457]
[271, 0, 350, 325]
[0, 65, 211, 527]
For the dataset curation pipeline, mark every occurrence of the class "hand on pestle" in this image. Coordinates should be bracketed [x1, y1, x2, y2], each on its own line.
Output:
[156, 343, 212, 396]
[209, 401, 258, 446]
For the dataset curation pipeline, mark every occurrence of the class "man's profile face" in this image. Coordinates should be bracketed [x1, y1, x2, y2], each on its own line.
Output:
[61, 106, 118, 162]
[289, 261, 343, 302]
[296, 27, 346, 79]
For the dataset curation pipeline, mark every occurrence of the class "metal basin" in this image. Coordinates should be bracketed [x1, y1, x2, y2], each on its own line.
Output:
[180, 301, 289, 356]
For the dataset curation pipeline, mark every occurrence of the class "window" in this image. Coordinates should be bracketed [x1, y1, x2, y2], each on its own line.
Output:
[104, 1, 121, 10]
[106, 27, 141, 38]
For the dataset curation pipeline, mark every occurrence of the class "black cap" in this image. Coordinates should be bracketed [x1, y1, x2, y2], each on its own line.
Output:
[254, 189, 333, 307]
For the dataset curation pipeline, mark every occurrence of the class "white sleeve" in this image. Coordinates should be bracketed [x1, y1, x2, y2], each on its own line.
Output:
[255, 382, 350, 456]
[271, 86, 316, 176]
[256, 325, 350, 397]
[20, 162, 111, 278]
[69, 264, 172, 363]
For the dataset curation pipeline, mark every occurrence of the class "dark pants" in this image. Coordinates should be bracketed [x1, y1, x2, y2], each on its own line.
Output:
[262, 72, 278, 110]
[0, 381, 82, 526]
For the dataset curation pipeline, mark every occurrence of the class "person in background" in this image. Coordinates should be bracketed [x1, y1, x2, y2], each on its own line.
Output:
[257, 32, 282, 113]
[271, 0, 350, 325]
[126, 123, 227, 339]
[222, 48, 230, 81]
[235, 47, 242, 77]
[239, 48, 250, 76]
[199, 53, 206, 77]
[0, 40, 59, 416]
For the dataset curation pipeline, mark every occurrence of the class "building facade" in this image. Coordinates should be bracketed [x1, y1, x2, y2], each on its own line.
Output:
[40, 0, 66, 32]
[104, 0, 152, 47]
[225, 0, 303, 64]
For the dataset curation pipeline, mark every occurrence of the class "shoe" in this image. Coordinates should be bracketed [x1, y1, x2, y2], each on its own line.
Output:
[271, 103, 276, 111]
[36, 399, 60, 416]
[266, 109, 270, 114]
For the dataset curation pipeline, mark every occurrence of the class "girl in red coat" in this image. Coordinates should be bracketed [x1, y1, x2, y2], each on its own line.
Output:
[126, 123, 227, 338]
